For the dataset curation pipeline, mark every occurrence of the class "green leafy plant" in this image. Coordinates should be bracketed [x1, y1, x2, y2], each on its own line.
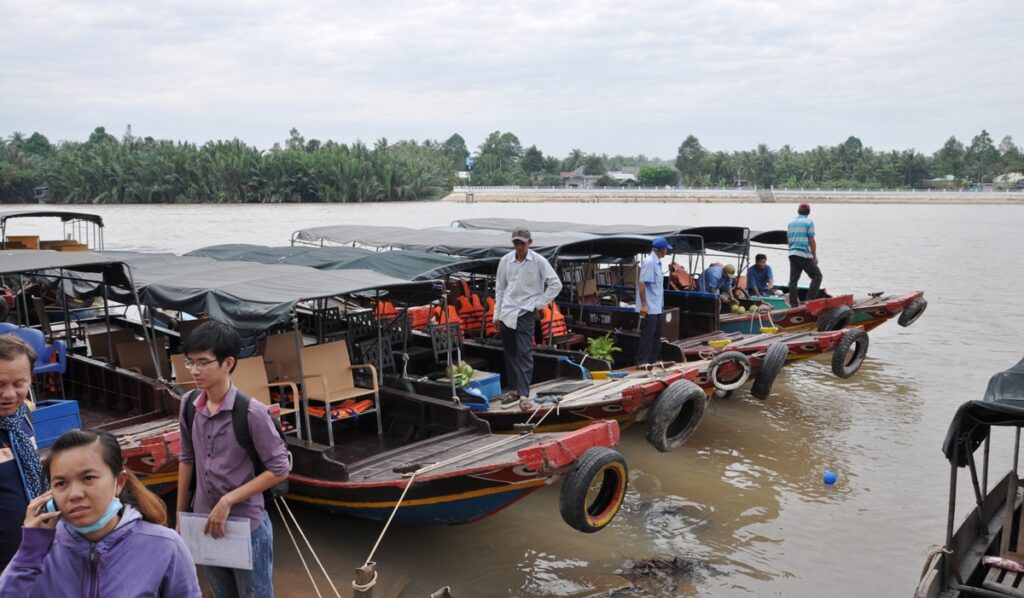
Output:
[444, 361, 475, 388]
[587, 332, 621, 364]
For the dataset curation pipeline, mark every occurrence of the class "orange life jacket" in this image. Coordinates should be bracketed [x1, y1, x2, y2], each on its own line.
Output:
[456, 294, 484, 331]
[483, 297, 497, 336]
[407, 305, 432, 330]
[539, 301, 568, 340]
[432, 305, 463, 326]
[374, 300, 398, 320]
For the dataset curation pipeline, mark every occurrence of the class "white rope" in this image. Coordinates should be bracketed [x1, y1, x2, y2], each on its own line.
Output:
[364, 470, 419, 566]
[277, 498, 342, 598]
[274, 498, 324, 598]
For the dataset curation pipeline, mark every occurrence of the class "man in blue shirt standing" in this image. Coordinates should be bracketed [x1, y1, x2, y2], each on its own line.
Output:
[787, 203, 822, 307]
[746, 254, 774, 296]
[636, 237, 672, 365]
[0, 335, 45, 571]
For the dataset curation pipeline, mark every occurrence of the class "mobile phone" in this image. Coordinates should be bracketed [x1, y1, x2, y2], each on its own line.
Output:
[45, 498, 56, 513]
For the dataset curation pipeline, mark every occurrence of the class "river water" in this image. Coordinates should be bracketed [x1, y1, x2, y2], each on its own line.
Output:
[6, 201, 1024, 597]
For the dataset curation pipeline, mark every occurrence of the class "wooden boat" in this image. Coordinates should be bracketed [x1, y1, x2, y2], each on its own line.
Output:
[42, 250, 630, 530]
[915, 358, 1024, 597]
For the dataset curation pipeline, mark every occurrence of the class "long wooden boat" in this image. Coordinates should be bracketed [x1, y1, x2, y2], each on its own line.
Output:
[915, 358, 1024, 597]
[6, 250, 630, 531]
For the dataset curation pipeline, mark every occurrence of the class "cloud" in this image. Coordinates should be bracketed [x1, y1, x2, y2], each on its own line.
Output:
[1, 0, 1021, 158]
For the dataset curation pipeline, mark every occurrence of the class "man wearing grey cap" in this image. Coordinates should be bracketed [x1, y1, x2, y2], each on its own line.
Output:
[494, 227, 563, 404]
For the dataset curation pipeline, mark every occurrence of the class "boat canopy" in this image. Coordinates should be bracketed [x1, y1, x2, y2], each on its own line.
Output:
[451, 218, 747, 255]
[292, 225, 595, 259]
[451, 217, 679, 236]
[186, 244, 497, 280]
[0, 210, 105, 227]
[942, 358, 1024, 466]
[61, 251, 438, 331]
[556, 234, 704, 260]
[750, 230, 788, 246]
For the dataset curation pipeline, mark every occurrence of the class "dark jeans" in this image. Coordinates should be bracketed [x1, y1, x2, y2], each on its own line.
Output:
[636, 312, 663, 365]
[788, 256, 823, 307]
[205, 511, 274, 598]
[501, 310, 536, 397]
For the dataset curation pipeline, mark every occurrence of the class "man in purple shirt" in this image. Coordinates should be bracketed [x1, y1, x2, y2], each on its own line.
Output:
[175, 322, 289, 598]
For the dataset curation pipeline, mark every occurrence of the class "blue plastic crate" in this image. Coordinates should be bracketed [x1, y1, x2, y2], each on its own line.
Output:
[31, 400, 82, 449]
[466, 372, 501, 400]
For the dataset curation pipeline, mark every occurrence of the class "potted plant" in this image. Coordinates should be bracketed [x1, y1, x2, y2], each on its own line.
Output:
[586, 332, 621, 364]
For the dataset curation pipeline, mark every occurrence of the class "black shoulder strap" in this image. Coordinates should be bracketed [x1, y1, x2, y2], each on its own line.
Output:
[182, 389, 199, 438]
[231, 391, 255, 457]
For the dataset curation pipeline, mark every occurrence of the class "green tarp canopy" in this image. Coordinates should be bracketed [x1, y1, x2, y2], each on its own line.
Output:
[58, 251, 438, 331]
[186, 244, 496, 280]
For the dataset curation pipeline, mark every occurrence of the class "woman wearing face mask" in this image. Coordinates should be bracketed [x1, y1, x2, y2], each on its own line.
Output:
[0, 428, 201, 597]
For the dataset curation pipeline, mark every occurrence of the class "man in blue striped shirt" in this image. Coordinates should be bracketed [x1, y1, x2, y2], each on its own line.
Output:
[787, 203, 822, 307]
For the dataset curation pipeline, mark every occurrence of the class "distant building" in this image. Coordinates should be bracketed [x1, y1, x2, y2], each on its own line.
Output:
[608, 172, 639, 187]
[559, 166, 601, 188]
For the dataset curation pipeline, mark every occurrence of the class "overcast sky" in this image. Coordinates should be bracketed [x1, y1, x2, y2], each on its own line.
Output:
[1, 0, 1021, 159]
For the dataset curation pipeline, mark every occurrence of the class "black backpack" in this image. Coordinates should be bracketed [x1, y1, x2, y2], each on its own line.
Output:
[182, 389, 290, 503]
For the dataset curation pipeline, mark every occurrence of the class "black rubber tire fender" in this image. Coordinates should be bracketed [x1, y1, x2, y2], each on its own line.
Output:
[708, 350, 751, 391]
[817, 304, 854, 332]
[750, 342, 789, 400]
[559, 447, 629, 533]
[643, 380, 708, 452]
[898, 298, 928, 327]
[733, 287, 749, 300]
[831, 328, 869, 378]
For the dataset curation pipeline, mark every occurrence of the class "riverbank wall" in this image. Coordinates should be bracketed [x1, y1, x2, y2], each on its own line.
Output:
[442, 187, 1024, 204]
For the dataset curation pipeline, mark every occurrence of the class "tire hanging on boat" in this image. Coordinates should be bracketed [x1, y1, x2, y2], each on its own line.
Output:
[385, 376, 416, 393]
[816, 304, 853, 332]
[750, 342, 789, 400]
[898, 298, 928, 327]
[831, 328, 869, 378]
[644, 380, 707, 452]
[559, 447, 628, 533]
[708, 351, 751, 391]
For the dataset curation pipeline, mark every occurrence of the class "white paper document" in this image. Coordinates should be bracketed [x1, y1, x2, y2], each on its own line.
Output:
[178, 512, 253, 570]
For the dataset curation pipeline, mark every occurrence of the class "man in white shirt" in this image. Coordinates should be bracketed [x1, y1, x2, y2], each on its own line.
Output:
[494, 227, 563, 402]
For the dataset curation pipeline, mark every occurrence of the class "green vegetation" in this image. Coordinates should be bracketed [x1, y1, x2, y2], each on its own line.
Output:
[1, 126, 1022, 203]
[672, 132, 1024, 189]
[586, 332, 622, 364]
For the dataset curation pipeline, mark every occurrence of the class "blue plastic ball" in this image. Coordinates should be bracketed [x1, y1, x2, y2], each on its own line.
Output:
[823, 471, 838, 485]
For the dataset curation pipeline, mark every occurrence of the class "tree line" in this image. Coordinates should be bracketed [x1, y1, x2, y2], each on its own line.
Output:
[1, 126, 1021, 203]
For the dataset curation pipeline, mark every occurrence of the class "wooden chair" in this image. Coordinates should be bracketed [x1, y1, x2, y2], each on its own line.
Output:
[232, 357, 301, 437]
[87, 329, 136, 363]
[115, 340, 170, 379]
[299, 340, 378, 446]
[170, 354, 197, 391]
[33, 296, 84, 342]
[263, 330, 303, 382]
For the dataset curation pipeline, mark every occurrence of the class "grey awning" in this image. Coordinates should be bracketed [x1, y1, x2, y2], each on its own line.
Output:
[185, 244, 497, 280]
[291, 225, 594, 259]
[67, 251, 439, 331]
[0, 210, 104, 227]
[452, 217, 681, 236]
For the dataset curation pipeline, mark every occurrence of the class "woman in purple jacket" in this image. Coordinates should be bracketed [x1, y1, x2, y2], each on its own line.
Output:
[0, 428, 201, 597]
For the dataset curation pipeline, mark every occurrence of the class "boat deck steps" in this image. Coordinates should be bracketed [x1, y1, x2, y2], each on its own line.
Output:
[984, 566, 1024, 597]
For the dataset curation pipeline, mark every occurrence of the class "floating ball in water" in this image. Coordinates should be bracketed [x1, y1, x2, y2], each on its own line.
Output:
[823, 471, 838, 485]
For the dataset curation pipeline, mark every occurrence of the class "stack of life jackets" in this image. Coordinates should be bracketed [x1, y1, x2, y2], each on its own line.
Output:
[538, 301, 568, 341]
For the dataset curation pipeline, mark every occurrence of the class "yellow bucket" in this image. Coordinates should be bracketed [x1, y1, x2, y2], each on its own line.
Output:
[708, 339, 731, 349]
[591, 371, 610, 380]
[760, 326, 781, 334]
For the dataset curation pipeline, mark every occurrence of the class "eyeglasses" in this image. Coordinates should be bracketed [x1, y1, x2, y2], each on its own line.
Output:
[183, 358, 219, 369]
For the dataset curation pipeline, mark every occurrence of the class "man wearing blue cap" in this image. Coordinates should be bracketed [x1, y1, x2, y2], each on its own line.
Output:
[635, 237, 672, 365]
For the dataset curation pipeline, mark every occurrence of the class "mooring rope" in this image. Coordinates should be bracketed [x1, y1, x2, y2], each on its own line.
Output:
[278, 498, 342, 598]
[274, 498, 325, 598]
